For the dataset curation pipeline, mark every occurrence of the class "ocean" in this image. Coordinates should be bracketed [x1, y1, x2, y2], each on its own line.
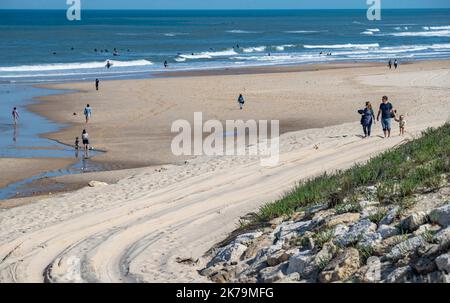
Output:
[0, 9, 450, 82]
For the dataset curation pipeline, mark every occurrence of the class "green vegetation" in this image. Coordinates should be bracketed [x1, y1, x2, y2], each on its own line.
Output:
[245, 124, 450, 227]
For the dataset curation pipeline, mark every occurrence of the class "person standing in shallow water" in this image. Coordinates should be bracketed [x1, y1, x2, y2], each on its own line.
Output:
[95, 79, 100, 91]
[12, 107, 19, 125]
[358, 102, 375, 138]
[84, 104, 92, 124]
[238, 94, 245, 110]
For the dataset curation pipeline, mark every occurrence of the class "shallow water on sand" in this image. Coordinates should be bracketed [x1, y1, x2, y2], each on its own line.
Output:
[0, 84, 104, 200]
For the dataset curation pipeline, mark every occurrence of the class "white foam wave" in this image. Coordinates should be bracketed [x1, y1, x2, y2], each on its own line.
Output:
[303, 43, 380, 50]
[226, 30, 259, 34]
[243, 46, 267, 53]
[0, 60, 153, 72]
[388, 30, 450, 37]
[275, 44, 295, 51]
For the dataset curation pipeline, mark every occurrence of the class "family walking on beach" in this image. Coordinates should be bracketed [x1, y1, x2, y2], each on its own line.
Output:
[358, 96, 406, 138]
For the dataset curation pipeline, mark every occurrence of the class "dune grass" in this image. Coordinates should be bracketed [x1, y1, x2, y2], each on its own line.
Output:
[244, 123, 450, 227]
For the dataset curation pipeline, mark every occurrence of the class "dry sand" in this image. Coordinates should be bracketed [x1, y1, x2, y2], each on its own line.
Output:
[0, 61, 449, 282]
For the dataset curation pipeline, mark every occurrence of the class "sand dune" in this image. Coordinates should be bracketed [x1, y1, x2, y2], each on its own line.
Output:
[0, 62, 449, 282]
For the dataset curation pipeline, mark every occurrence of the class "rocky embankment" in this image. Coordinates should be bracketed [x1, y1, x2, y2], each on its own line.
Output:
[201, 183, 450, 283]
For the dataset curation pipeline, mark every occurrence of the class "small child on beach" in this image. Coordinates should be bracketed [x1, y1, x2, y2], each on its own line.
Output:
[75, 137, 80, 150]
[394, 110, 406, 136]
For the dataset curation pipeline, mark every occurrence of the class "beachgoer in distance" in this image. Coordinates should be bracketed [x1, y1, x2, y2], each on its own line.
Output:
[377, 96, 394, 138]
[394, 110, 407, 136]
[388, 59, 392, 69]
[12, 107, 19, 125]
[84, 104, 92, 124]
[358, 102, 375, 138]
[394, 59, 398, 69]
[95, 78, 100, 91]
[75, 137, 80, 150]
[238, 94, 245, 110]
[82, 129, 90, 156]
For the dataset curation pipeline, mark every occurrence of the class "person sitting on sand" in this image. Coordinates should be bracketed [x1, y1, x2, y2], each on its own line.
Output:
[12, 107, 19, 125]
[238, 94, 245, 110]
[82, 129, 90, 156]
[95, 78, 100, 91]
[84, 104, 92, 124]
[394, 110, 406, 136]
[358, 102, 375, 138]
[377, 96, 394, 138]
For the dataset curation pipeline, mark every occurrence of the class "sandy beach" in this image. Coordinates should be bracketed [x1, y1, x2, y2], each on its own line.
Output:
[0, 60, 449, 282]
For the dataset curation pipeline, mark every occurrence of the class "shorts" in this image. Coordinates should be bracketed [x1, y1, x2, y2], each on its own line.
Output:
[381, 118, 392, 131]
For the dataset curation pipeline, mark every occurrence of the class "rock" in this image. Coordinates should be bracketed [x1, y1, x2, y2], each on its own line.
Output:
[312, 209, 336, 225]
[209, 243, 248, 266]
[379, 206, 399, 226]
[413, 257, 437, 275]
[386, 236, 425, 261]
[259, 262, 287, 283]
[335, 219, 377, 247]
[429, 204, 450, 227]
[234, 231, 263, 245]
[432, 226, 450, 244]
[286, 250, 316, 278]
[267, 249, 297, 267]
[360, 206, 380, 220]
[315, 242, 337, 267]
[326, 213, 360, 228]
[363, 256, 382, 282]
[384, 266, 412, 283]
[378, 225, 399, 239]
[413, 224, 441, 237]
[88, 181, 108, 187]
[333, 224, 349, 238]
[435, 253, 450, 273]
[400, 211, 429, 232]
[318, 248, 360, 283]
[274, 272, 300, 283]
[274, 220, 314, 242]
[359, 232, 382, 249]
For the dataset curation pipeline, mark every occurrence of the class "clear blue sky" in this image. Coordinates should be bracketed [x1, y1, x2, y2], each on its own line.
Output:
[1, 0, 449, 9]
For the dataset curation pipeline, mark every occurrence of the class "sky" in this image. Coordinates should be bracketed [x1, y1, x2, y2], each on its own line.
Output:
[1, 0, 450, 10]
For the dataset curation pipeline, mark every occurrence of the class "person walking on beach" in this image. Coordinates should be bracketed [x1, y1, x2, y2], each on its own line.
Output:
[394, 59, 399, 69]
[388, 59, 392, 70]
[12, 107, 19, 125]
[84, 104, 92, 124]
[95, 78, 100, 91]
[358, 102, 375, 138]
[81, 129, 90, 157]
[377, 96, 394, 138]
[238, 94, 245, 110]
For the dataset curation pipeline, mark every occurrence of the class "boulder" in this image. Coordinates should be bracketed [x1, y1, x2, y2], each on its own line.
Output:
[209, 243, 248, 266]
[286, 250, 316, 278]
[88, 181, 108, 187]
[400, 211, 428, 232]
[335, 219, 377, 247]
[435, 253, 450, 273]
[318, 248, 360, 283]
[378, 225, 399, 239]
[326, 213, 360, 228]
[379, 206, 399, 226]
[386, 236, 425, 261]
[429, 204, 450, 227]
